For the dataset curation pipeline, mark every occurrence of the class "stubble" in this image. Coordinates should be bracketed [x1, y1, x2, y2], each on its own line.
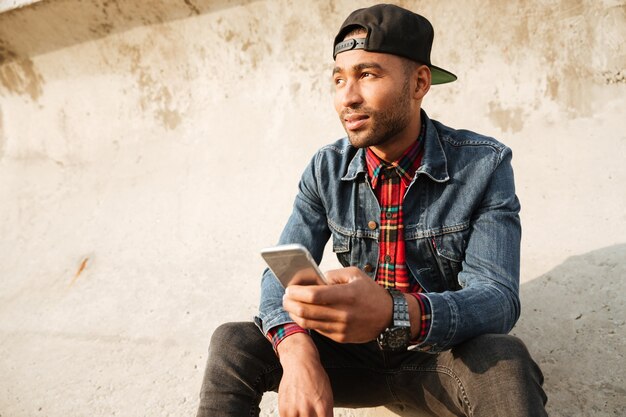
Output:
[341, 76, 412, 149]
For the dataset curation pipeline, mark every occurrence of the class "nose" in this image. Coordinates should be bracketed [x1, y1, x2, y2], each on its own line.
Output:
[336, 80, 363, 109]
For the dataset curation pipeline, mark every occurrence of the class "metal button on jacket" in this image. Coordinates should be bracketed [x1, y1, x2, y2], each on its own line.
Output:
[363, 263, 374, 273]
[368, 221, 378, 230]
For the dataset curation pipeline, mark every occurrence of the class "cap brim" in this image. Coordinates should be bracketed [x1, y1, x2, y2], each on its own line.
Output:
[430, 66, 457, 85]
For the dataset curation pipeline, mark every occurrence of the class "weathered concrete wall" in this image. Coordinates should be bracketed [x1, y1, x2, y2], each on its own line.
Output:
[0, 1, 624, 416]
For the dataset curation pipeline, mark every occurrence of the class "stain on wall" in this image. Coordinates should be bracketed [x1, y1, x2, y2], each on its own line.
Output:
[0, 40, 44, 100]
[117, 42, 183, 130]
[602, 70, 625, 84]
[436, 0, 626, 119]
[211, 13, 273, 72]
[183, 0, 200, 16]
[488, 101, 525, 133]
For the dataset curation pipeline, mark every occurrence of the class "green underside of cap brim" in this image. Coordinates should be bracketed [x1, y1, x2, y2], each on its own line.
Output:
[431, 66, 457, 85]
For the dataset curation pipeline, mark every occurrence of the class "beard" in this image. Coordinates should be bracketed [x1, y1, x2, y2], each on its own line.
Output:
[340, 78, 412, 149]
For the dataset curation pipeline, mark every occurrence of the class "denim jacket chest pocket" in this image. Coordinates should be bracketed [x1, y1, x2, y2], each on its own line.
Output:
[404, 225, 470, 292]
[327, 176, 381, 278]
[327, 174, 470, 290]
[329, 219, 380, 279]
[329, 220, 352, 267]
[329, 218, 469, 292]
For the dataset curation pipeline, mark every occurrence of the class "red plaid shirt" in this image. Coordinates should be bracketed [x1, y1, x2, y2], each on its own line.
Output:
[366, 139, 421, 290]
[365, 132, 431, 344]
[268, 132, 432, 350]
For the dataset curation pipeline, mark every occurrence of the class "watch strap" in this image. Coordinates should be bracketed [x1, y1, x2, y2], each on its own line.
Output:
[377, 288, 411, 351]
[388, 288, 410, 328]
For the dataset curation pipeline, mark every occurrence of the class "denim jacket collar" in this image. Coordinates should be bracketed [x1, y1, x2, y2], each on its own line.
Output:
[341, 111, 449, 183]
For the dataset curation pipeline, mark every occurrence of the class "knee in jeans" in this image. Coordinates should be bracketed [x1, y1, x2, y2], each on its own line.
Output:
[471, 334, 529, 356]
[209, 322, 259, 355]
[210, 322, 239, 347]
[458, 334, 534, 374]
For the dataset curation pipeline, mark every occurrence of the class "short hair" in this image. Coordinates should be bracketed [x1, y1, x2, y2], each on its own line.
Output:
[342, 26, 367, 40]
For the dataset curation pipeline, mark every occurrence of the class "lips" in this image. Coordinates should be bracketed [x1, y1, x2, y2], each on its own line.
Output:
[343, 113, 369, 131]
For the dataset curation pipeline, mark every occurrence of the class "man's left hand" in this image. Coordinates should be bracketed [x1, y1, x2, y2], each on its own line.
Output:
[283, 266, 392, 343]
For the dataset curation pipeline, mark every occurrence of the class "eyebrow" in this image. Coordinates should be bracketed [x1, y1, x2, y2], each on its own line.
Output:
[332, 62, 384, 75]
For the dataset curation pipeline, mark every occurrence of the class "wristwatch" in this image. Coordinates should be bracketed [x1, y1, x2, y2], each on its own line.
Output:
[377, 288, 411, 351]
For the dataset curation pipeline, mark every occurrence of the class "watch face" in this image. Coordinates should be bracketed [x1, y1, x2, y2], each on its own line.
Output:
[384, 327, 411, 350]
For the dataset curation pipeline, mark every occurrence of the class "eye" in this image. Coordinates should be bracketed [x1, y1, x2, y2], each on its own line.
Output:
[334, 77, 345, 86]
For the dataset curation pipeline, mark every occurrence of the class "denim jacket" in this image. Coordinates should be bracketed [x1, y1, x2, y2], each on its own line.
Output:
[256, 112, 521, 353]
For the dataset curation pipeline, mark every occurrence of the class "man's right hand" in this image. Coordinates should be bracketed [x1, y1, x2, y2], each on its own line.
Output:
[276, 332, 333, 417]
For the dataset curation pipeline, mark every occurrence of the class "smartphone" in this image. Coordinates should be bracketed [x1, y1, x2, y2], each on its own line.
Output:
[260, 244, 327, 288]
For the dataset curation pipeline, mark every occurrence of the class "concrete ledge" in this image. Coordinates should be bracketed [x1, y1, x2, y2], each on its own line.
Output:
[0, 0, 260, 61]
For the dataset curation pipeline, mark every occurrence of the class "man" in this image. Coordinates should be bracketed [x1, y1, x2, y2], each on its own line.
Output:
[197, 4, 547, 417]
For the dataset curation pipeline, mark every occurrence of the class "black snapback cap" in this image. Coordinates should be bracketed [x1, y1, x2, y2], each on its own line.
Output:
[333, 3, 457, 85]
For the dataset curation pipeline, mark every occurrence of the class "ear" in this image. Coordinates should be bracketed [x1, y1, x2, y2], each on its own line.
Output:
[413, 65, 431, 100]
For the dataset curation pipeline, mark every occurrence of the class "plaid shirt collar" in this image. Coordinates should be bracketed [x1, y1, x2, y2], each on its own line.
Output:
[365, 126, 425, 189]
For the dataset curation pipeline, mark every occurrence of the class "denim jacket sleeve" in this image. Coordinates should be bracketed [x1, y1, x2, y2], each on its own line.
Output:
[256, 153, 332, 336]
[418, 145, 521, 352]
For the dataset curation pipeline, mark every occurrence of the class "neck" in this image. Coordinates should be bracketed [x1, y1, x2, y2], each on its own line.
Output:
[369, 111, 422, 162]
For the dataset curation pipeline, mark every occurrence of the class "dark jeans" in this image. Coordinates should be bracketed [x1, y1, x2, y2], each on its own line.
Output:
[196, 322, 547, 417]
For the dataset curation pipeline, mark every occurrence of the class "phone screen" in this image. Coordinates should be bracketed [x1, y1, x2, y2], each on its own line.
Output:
[261, 244, 326, 288]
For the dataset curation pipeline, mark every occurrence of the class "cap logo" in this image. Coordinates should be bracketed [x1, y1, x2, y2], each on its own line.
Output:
[333, 37, 366, 57]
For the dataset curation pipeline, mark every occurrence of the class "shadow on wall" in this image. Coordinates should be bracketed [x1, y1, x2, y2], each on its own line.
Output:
[512, 243, 626, 417]
[0, 0, 263, 62]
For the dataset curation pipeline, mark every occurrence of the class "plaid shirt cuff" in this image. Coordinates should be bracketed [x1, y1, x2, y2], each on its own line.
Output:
[266, 323, 309, 352]
[408, 293, 432, 344]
